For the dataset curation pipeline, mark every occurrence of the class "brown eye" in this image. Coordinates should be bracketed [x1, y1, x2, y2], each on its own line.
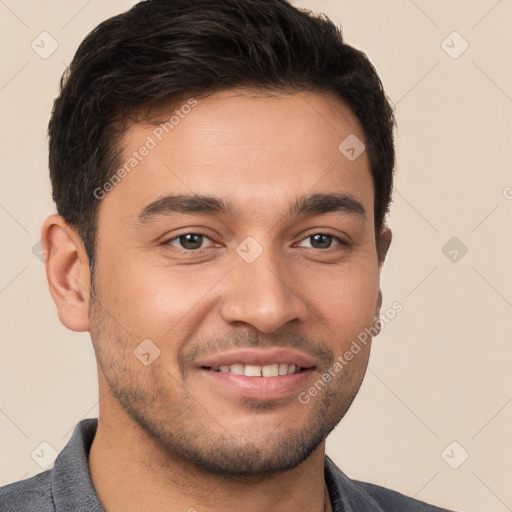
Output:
[166, 233, 214, 250]
[310, 234, 333, 249]
[298, 233, 342, 250]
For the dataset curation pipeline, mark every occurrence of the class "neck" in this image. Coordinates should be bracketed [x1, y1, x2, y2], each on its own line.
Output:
[89, 397, 330, 512]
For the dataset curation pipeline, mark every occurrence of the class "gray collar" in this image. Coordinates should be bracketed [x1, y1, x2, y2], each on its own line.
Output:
[324, 455, 385, 512]
[52, 418, 104, 512]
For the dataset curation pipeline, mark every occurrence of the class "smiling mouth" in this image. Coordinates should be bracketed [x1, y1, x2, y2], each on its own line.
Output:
[202, 363, 309, 377]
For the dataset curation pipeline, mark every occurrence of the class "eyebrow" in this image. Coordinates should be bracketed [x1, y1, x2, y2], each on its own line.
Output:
[137, 192, 366, 222]
[289, 192, 366, 219]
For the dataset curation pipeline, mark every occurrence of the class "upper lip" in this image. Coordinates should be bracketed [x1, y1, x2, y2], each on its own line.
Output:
[196, 348, 318, 369]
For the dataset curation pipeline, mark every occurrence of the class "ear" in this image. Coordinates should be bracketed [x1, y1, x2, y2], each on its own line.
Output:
[377, 226, 392, 267]
[41, 214, 91, 332]
[374, 226, 392, 323]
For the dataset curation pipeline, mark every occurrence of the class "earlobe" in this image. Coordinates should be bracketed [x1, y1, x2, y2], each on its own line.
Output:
[41, 214, 91, 332]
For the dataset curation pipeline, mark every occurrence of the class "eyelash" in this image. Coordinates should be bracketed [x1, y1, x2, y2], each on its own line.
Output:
[162, 232, 348, 253]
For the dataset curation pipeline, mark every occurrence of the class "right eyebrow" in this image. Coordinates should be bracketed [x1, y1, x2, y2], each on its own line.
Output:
[137, 194, 239, 223]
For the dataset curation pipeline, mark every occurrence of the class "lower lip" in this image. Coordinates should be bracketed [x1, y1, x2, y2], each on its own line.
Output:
[199, 368, 315, 401]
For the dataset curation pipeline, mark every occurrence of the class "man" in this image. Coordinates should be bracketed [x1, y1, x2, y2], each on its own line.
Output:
[0, 0, 457, 510]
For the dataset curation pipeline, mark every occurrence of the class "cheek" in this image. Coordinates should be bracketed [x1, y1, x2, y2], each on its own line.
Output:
[97, 255, 225, 337]
[300, 258, 380, 331]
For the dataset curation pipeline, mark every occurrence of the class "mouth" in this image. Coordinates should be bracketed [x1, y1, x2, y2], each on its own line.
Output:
[203, 363, 307, 377]
[196, 349, 318, 401]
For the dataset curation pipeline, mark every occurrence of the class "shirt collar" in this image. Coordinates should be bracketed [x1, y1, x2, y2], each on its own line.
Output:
[51, 418, 104, 512]
[324, 455, 385, 512]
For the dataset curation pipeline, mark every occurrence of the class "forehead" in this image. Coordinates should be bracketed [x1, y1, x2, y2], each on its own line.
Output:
[99, 89, 374, 223]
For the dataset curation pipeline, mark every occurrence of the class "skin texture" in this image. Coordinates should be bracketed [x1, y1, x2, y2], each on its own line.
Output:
[42, 89, 392, 512]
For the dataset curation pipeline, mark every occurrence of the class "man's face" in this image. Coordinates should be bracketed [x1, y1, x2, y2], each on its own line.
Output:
[89, 89, 384, 476]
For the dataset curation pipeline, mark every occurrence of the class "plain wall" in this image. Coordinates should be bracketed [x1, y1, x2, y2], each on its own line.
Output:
[1, 1, 511, 511]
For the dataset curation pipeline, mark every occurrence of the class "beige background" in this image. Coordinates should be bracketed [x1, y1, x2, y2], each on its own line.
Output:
[1, 1, 511, 511]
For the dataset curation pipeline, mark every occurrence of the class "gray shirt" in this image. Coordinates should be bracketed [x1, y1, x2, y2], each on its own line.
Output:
[0, 418, 456, 511]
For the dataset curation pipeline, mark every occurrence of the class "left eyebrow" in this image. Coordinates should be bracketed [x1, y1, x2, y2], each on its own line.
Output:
[288, 192, 366, 219]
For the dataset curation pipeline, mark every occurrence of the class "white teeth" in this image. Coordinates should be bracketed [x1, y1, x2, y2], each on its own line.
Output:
[262, 364, 279, 377]
[210, 363, 303, 377]
[278, 363, 289, 375]
[230, 363, 244, 375]
[244, 364, 262, 377]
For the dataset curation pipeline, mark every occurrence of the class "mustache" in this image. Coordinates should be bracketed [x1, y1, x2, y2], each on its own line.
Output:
[179, 330, 335, 375]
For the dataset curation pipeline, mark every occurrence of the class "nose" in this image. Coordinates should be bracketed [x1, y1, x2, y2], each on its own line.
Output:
[219, 247, 309, 333]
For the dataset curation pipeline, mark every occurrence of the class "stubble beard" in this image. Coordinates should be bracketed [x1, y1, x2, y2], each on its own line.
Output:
[88, 290, 367, 479]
